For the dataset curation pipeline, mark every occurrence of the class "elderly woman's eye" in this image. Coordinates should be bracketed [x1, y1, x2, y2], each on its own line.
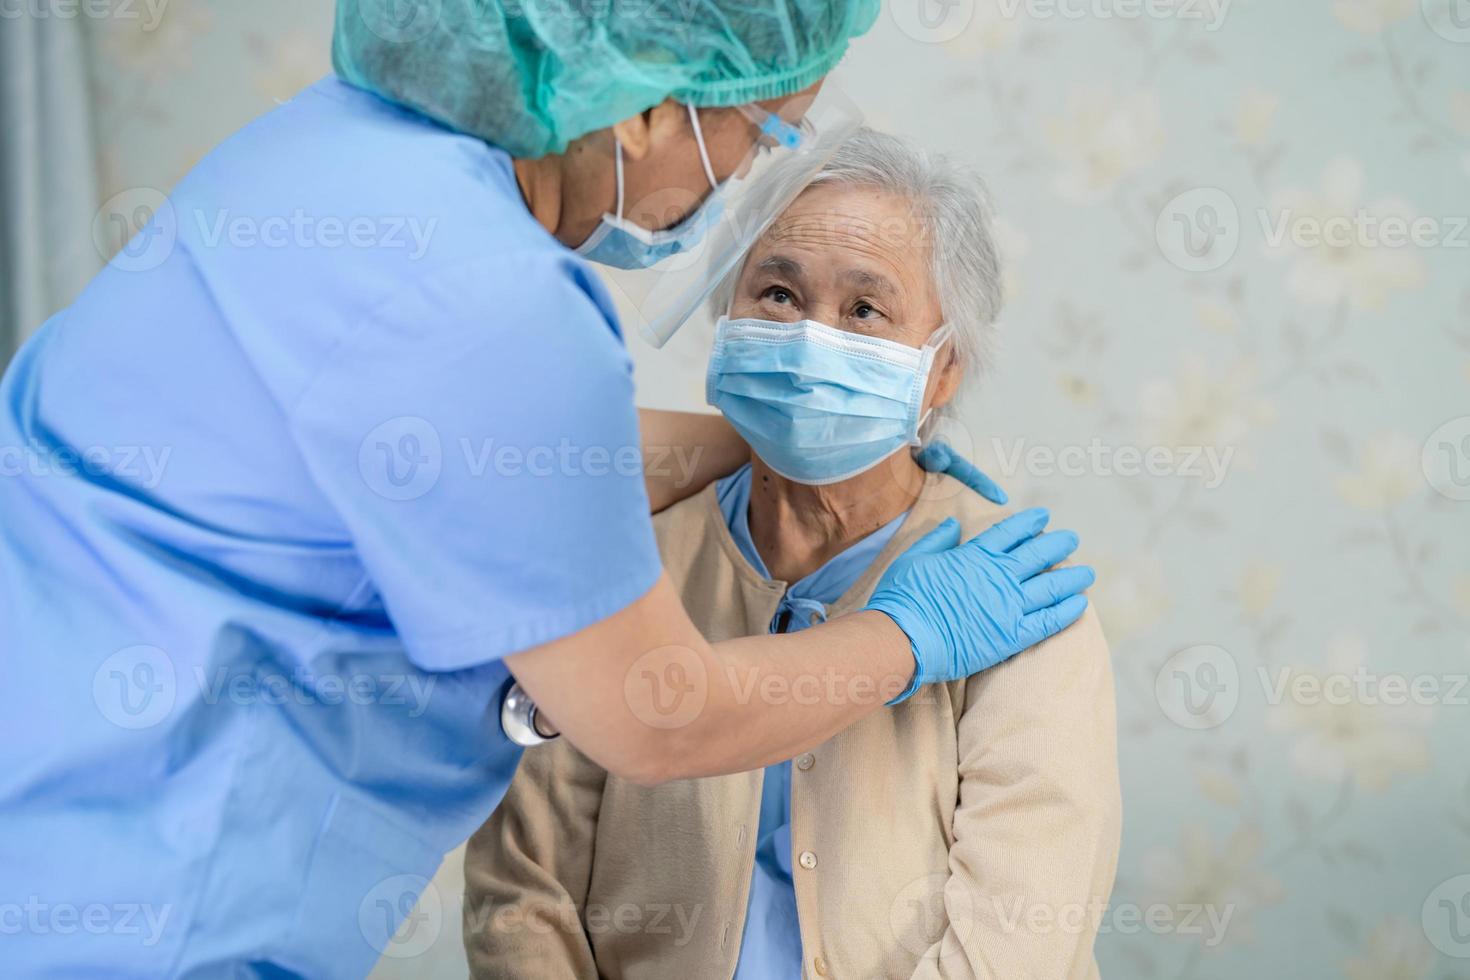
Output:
[763, 286, 794, 305]
[854, 303, 882, 319]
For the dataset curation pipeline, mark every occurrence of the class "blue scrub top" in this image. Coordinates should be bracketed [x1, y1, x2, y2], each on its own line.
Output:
[0, 77, 661, 977]
[715, 464, 908, 980]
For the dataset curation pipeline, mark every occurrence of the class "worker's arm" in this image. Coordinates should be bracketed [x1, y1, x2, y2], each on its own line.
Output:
[638, 408, 748, 513]
[507, 509, 1092, 786]
[507, 571, 912, 786]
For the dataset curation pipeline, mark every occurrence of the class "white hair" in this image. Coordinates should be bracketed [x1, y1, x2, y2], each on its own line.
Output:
[710, 127, 1005, 414]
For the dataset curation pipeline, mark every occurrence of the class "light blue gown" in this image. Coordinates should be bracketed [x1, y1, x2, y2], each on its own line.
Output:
[0, 76, 662, 977]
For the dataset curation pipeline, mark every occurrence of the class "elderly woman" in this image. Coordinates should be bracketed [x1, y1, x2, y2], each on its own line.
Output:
[461, 129, 1120, 980]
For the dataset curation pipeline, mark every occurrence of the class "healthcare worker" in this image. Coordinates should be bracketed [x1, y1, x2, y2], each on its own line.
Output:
[0, 2, 1095, 976]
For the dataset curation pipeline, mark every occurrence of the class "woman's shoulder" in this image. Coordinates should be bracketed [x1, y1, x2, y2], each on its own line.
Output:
[650, 484, 730, 577]
[651, 483, 720, 537]
[912, 474, 1111, 670]
[909, 473, 1012, 537]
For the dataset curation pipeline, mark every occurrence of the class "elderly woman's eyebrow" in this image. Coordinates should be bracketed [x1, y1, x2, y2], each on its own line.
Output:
[841, 268, 898, 298]
[756, 256, 805, 280]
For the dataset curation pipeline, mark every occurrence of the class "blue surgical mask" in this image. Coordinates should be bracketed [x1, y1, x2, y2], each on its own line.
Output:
[707, 316, 956, 485]
[576, 105, 727, 270]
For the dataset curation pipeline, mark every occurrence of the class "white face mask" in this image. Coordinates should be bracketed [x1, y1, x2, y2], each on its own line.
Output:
[574, 105, 728, 270]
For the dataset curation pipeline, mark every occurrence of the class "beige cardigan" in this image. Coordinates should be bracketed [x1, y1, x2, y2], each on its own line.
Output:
[464, 474, 1120, 980]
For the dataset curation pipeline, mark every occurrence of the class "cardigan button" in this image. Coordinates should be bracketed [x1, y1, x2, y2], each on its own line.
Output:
[795, 753, 815, 771]
[813, 955, 829, 976]
[799, 850, 818, 870]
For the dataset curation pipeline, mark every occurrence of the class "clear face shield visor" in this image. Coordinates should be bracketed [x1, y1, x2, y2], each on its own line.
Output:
[597, 86, 865, 349]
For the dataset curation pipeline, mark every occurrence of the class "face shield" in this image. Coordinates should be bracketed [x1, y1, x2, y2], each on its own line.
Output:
[597, 85, 865, 349]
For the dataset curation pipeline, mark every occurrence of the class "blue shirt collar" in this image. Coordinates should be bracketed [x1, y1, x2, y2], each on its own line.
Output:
[715, 463, 909, 631]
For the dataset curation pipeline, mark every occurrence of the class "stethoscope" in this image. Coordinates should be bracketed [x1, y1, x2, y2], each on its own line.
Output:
[500, 682, 557, 747]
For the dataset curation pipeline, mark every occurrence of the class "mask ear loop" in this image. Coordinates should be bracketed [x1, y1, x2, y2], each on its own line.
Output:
[688, 104, 719, 190]
[914, 324, 958, 445]
[612, 136, 626, 221]
[926, 323, 957, 353]
[611, 111, 711, 227]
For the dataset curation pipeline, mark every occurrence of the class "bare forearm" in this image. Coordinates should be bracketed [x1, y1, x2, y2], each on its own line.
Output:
[510, 498, 1093, 787]
[638, 408, 748, 513]
[509, 575, 915, 785]
[649, 611, 914, 779]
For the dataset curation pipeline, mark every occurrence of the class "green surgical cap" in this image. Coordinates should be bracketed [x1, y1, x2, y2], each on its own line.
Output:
[332, 0, 880, 158]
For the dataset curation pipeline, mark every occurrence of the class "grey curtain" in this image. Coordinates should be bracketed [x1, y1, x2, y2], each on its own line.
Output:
[1, 12, 102, 366]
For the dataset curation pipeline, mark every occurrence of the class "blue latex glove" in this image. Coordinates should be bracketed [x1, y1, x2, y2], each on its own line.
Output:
[865, 508, 1093, 703]
[914, 441, 1008, 505]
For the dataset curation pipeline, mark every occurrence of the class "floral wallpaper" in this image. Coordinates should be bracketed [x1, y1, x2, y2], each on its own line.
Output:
[76, 1, 1470, 977]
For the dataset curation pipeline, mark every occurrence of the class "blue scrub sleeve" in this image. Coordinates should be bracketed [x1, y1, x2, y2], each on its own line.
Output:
[289, 252, 664, 671]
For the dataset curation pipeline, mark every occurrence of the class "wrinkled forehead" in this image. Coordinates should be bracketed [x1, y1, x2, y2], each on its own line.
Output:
[755, 182, 931, 259]
[741, 183, 938, 302]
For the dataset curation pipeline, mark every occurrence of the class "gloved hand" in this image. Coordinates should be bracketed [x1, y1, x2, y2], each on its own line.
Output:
[914, 441, 1008, 505]
[864, 508, 1093, 703]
